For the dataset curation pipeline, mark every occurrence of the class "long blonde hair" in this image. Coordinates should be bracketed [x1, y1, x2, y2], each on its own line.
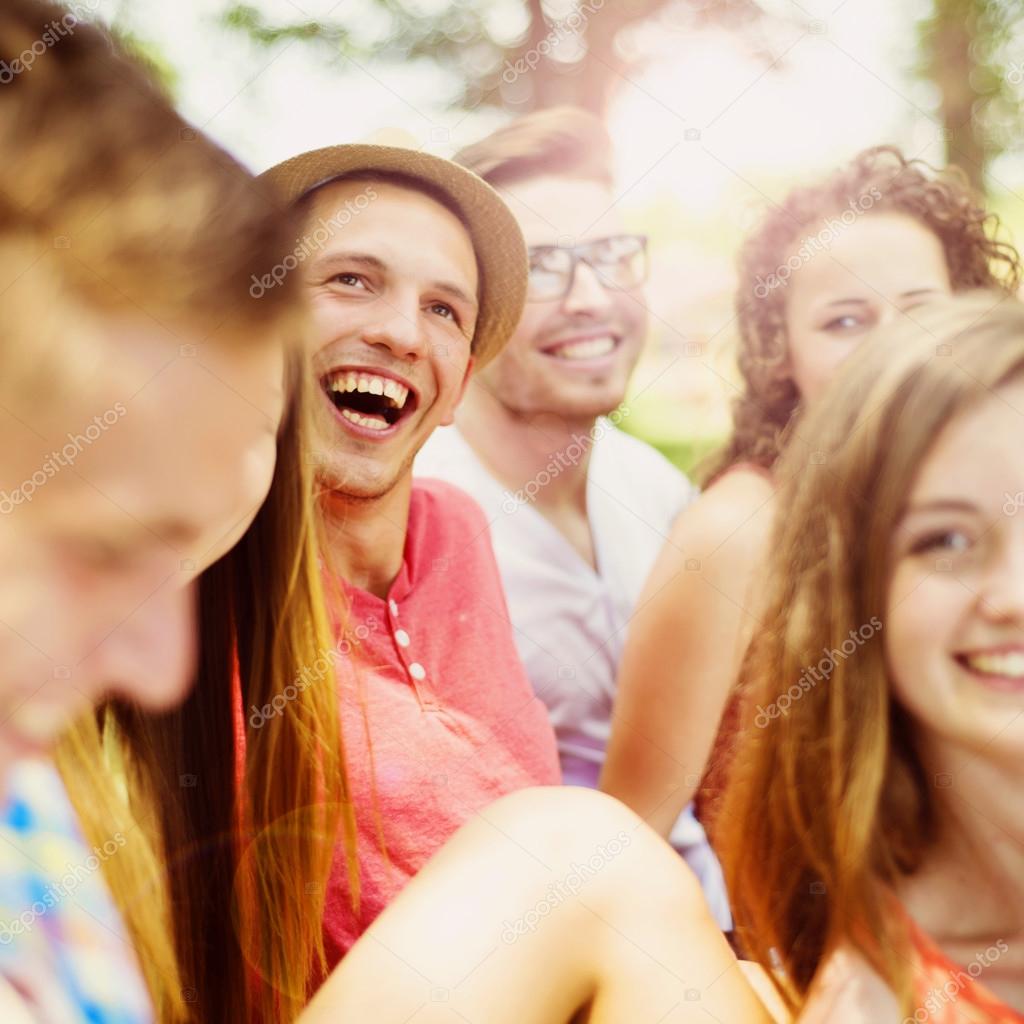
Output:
[719, 292, 1024, 1013]
[59, 352, 356, 1023]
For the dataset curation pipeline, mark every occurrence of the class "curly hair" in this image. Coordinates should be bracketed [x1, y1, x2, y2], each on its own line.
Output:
[705, 145, 1022, 481]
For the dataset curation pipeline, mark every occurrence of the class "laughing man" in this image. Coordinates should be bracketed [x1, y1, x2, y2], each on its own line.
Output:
[259, 146, 561, 971]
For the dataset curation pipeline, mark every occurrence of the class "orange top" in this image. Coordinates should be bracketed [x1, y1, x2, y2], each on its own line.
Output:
[908, 916, 1024, 1023]
[695, 461, 774, 833]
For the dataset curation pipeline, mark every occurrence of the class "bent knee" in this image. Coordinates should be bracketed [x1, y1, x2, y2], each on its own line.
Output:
[484, 786, 642, 845]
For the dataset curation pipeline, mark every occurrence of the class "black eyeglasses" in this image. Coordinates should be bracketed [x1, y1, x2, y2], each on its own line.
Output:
[526, 233, 649, 302]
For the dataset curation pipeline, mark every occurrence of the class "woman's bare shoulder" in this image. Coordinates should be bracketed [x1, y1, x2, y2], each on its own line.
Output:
[799, 946, 902, 1024]
[665, 464, 776, 561]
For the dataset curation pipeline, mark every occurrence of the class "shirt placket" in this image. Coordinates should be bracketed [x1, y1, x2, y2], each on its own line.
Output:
[387, 597, 442, 712]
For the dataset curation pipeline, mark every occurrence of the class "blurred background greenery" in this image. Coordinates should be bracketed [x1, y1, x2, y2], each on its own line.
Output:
[101, 0, 1024, 475]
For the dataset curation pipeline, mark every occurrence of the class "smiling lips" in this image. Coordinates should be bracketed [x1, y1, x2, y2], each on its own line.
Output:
[957, 648, 1024, 688]
[322, 369, 416, 433]
[542, 333, 619, 362]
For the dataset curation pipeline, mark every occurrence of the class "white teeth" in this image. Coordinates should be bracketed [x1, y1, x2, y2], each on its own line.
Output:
[550, 335, 616, 361]
[963, 652, 1024, 678]
[382, 379, 409, 407]
[328, 372, 409, 409]
[340, 408, 389, 431]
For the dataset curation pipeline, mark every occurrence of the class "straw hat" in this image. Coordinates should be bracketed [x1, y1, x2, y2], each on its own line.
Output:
[261, 144, 527, 368]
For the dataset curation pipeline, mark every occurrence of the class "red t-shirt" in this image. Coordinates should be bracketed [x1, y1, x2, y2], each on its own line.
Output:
[317, 478, 560, 971]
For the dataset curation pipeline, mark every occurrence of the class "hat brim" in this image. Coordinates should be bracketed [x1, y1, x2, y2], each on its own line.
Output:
[259, 144, 527, 369]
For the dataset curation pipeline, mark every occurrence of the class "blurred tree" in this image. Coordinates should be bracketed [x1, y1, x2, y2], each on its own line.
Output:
[217, 0, 1022, 196]
[219, 0, 785, 116]
[917, 0, 1024, 193]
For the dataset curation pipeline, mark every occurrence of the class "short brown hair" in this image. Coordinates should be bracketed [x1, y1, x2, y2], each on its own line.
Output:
[455, 106, 614, 189]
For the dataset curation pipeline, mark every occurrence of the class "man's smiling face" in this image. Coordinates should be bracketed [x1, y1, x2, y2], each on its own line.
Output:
[301, 178, 479, 499]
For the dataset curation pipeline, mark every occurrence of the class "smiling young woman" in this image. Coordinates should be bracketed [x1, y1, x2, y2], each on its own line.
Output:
[721, 291, 1024, 1022]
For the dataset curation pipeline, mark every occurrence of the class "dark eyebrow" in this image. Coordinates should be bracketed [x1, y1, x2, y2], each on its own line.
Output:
[430, 280, 478, 311]
[309, 251, 388, 276]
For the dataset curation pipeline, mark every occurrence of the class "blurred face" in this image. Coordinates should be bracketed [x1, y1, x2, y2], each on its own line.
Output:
[785, 212, 951, 403]
[475, 175, 647, 422]
[886, 377, 1024, 764]
[302, 180, 479, 499]
[0, 303, 284, 775]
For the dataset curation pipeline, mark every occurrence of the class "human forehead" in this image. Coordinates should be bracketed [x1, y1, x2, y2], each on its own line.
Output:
[910, 376, 1024, 502]
[497, 174, 624, 247]
[788, 211, 948, 302]
[4, 314, 283, 552]
[301, 178, 477, 270]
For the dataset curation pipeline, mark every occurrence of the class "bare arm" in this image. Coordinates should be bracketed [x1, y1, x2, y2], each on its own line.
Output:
[600, 470, 775, 839]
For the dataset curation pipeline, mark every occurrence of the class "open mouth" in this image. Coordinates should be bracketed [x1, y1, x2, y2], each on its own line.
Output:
[541, 333, 621, 362]
[321, 369, 418, 433]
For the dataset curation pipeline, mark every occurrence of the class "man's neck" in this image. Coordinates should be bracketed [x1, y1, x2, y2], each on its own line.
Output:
[319, 475, 412, 598]
[456, 381, 599, 517]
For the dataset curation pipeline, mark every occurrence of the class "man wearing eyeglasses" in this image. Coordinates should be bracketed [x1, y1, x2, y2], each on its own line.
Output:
[416, 107, 730, 927]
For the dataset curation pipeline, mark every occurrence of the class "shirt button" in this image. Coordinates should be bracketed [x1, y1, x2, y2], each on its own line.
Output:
[409, 662, 426, 681]
[394, 629, 410, 648]
[388, 599, 399, 616]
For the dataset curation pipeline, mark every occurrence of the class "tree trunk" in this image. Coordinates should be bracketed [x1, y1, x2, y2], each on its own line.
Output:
[928, 0, 987, 192]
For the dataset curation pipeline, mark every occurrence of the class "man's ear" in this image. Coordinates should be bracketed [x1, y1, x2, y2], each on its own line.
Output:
[439, 354, 475, 427]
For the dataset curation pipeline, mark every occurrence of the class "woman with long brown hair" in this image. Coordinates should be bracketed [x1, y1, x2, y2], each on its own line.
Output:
[601, 145, 1022, 850]
[720, 291, 1024, 1020]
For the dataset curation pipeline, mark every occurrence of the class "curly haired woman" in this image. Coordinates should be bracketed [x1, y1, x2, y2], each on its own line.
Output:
[601, 145, 1022, 851]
